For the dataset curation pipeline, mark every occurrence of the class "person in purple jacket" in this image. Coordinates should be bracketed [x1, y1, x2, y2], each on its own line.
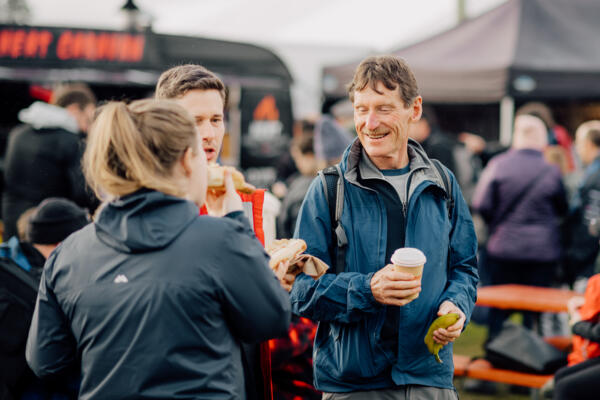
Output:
[472, 114, 569, 340]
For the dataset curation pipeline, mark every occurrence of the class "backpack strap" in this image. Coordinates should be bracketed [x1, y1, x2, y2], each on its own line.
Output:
[431, 159, 454, 220]
[318, 164, 347, 274]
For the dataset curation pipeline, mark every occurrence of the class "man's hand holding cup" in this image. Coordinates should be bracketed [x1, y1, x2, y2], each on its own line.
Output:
[371, 248, 426, 306]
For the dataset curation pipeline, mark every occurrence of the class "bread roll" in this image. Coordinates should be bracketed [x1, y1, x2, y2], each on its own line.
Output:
[207, 164, 255, 194]
[266, 239, 307, 270]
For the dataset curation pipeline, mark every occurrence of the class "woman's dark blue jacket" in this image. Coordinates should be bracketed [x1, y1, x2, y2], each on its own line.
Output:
[26, 189, 291, 399]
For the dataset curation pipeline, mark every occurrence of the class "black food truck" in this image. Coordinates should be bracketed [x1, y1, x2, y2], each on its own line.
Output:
[0, 24, 294, 189]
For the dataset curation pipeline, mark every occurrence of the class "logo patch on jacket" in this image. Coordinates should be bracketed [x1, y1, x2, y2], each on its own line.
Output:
[114, 274, 128, 283]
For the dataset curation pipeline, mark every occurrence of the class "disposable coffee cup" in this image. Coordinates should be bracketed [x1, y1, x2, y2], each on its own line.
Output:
[390, 247, 426, 300]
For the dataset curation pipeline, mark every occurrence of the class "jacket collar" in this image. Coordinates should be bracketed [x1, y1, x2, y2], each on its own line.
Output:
[342, 137, 449, 196]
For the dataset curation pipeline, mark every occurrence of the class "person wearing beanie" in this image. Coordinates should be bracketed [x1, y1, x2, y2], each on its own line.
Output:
[0, 198, 90, 276]
[0, 198, 89, 400]
[28, 197, 90, 259]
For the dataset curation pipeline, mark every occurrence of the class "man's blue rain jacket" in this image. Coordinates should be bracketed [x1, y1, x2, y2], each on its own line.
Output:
[290, 139, 478, 392]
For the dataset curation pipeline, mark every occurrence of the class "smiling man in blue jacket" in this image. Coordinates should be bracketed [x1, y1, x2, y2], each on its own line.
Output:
[290, 55, 478, 399]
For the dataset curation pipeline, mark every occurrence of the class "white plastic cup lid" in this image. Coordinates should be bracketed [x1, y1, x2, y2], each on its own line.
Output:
[390, 247, 427, 267]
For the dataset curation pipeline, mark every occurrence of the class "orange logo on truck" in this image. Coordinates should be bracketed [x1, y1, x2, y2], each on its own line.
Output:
[253, 95, 279, 121]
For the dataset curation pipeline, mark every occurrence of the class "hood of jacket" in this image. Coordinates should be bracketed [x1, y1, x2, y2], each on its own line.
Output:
[18, 101, 79, 133]
[94, 189, 199, 253]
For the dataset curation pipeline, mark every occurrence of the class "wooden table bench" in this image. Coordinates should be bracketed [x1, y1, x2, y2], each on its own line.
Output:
[454, 354, 553, 388]
[454, 338, 571, 397]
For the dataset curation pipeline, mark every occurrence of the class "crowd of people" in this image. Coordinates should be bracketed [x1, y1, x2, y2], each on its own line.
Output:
[0, 53, 599, 400]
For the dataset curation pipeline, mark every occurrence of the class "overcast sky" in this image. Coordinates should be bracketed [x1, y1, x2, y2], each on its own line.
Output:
[25, 0, 507, 50]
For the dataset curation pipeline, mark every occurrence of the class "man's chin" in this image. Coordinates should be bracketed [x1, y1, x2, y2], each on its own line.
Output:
[205, 153, 218, 164]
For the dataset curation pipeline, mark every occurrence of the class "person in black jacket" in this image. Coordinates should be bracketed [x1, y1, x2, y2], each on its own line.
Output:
[2, 83, 98, 239]
[0, 198, 89, 400]
[408, 105, 458, 174]
[25, 99, 291, 399]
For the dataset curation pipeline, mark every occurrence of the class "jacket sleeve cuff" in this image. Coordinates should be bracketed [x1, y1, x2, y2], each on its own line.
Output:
[359, 272, 380, 309]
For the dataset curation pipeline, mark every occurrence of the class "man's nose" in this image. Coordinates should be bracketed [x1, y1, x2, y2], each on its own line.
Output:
[365, 112, 379, 130]
[198, 122, 217, 141]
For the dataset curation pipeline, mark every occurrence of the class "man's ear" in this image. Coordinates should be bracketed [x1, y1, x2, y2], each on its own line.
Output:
[411, 96, 423, 122]
[180, 148, 194, 177]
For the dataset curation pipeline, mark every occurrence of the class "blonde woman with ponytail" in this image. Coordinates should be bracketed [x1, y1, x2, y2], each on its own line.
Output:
[25, 99, 291, 400]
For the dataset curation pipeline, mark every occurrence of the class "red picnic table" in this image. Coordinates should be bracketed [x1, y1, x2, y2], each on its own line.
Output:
[476, 284, 578, 313]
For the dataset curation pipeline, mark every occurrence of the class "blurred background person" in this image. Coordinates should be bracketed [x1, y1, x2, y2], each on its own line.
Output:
[408, 105, 458, 174]
[0, 197, 89, 400]
[545, 145, 580, 202]
[563, 120, 600, 292]
[2, 83, 98, 240]
[517, 101, 576, 172]
[272, 124, 321, 400]
[25, 99, 291, 400]
[1, 198, 89, 276]
[272, 119, 315, 200]
[313, 111, 353, 170]
[409, 105, 483, 204]
[277, 133, 317, 239]
[546, 274, 600, 399]
[26, 197, 90, 260]
[541, 145, 579, 336]
[472, 114, 568, 340]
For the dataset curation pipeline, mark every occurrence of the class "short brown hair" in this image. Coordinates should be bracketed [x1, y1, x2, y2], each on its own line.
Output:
[347, 55, 419, 107]
[155, 64, 227, 106]
[51, 83, 96, 109]
[83, 99, 197, 199]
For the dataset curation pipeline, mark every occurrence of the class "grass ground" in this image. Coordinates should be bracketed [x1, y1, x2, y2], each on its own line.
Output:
[453, 319, 531, 400]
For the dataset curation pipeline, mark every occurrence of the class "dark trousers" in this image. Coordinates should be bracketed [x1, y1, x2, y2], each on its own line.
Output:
[554, 357, 600, 399]
[485, 256, 556, 341]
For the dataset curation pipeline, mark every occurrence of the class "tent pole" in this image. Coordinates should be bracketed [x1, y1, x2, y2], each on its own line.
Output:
[499, 96, 514, 146]
[457, 0, 466, 23]
[224, 83, 242, 167]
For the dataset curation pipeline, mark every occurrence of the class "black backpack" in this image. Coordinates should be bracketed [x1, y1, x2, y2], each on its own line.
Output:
[0, 256, 39, 399]
[318, 160, 454, 274]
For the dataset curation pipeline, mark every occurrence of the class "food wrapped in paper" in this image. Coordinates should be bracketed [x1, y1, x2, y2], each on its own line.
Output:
[266, 239, 328, 279]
